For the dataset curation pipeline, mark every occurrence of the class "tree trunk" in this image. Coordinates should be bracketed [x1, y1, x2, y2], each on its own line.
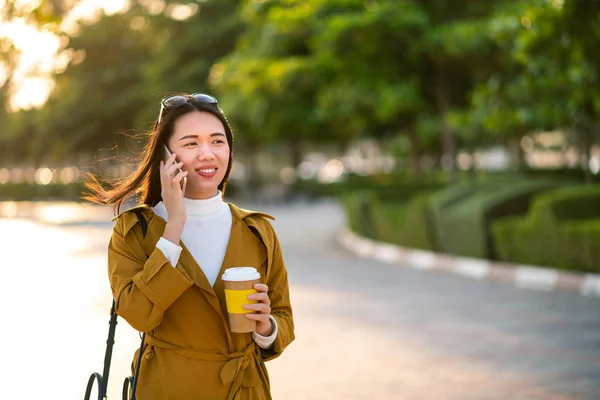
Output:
[435, 64, 458, 184]
[286, 138, 304, 200]
[407, 122, 422, 179]
[581, 124, 593, 184]
[511, 132, 527, 172]
[469, 147, 477, 182]
[289, 139, 304, 170]
[244, 141, 261, 198]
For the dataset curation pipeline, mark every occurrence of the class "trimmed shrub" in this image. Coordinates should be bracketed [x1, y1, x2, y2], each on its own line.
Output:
[491, 217, 556, 267]
[529, 184, 600, 222]
[492, 217, 600, 273]
[0, 183, 85, 201]
[340, 190, 379, 238]
[342, 186, 441, 250]
[437, 180, 561, 259]
[340, 192, 363, 234]
[429, 182, 502, 254]
[293, 173, 444, 200]
[370, 201, 408, 243]
[492, 184, 600, 272]
[563, 220, 600, 273]
[395, 191, 438, 250]
[369, 182, 444, 203]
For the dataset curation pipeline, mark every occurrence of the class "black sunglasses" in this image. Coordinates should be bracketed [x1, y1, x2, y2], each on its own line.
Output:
[158, 93, 218, 123]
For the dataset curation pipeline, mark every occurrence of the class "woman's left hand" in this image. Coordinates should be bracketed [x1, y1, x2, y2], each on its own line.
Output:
[244, 283, 273, 336]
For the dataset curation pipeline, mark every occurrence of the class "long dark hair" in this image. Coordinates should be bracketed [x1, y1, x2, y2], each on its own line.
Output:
[83, 96, 234, 214]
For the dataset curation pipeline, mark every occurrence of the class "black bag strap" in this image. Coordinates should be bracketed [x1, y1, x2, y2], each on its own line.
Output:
[128, 210, 148, 400]
[103, 300, 119, 395]
[84, 300, 117, 400]
[84, 209, 149, 400]
[134, 209, 148, 237]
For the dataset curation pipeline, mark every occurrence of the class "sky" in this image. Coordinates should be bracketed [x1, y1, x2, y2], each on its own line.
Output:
[0, 0, 130, 110]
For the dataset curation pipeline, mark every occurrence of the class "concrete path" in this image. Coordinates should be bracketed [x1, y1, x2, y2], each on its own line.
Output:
[1, 200, 598, 399]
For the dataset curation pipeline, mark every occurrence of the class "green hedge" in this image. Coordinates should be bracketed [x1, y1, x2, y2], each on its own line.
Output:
[293, 173, 444, 199]
[0, 180, 243, 202]
[344, 179, 560, 256]
[529, 184, 600, 221]
[491, 216, 535, 264]
[492, 184, 600, 272]
[393, 191, 437, 250]
[296, 168, 590, 199]
[341, 190, 379, 239]
[0, 183, 85, 201]
[342, 189, 439, 250]
[428, 182, 500, 253]
[373, 182, 444, 202]
[339, 177, 600, 273]
[563, 220, 600, 272]
[435, 180, 561, 259]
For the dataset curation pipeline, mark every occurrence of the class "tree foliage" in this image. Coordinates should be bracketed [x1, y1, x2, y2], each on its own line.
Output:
[1, 0, 598, 180]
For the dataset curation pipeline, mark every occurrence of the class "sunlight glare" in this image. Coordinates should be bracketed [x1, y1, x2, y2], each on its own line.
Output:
[167, 3, 199, 21]
[54, 49, 73, 74]
[0, 18, 60, 59]
[0, 17, 60, 109]
[0, 169, 10, 185]
[11, 77, 54, 110]
[61, 0, 130, 35]
[144, 0, 166, 15]
[2, 0, 131, 110]
[102, 0, 131, 15]
[34, 167, 53, 185]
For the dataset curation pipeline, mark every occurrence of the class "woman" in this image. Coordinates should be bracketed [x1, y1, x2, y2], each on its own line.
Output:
[84, 93, 294, 399]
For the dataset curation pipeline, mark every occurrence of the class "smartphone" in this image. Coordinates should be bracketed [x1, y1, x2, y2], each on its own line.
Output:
[163, 144, 187, 190]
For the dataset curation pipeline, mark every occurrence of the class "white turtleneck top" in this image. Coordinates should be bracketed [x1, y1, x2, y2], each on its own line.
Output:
[152, 191, 277, 348]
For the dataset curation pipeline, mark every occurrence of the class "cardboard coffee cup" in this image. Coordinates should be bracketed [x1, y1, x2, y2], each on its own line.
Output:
[222, 267, 261, 333]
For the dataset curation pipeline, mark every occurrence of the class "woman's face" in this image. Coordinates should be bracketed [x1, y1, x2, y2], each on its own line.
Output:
[166, 111, 230, 200]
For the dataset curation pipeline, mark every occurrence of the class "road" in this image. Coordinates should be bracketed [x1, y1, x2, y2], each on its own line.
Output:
[1, 200, 598, 399]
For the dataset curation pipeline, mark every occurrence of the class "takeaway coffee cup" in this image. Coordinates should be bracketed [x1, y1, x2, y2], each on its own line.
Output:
[222, 267, 261, 333]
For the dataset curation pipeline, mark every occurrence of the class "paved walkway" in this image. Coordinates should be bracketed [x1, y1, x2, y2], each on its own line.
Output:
[1, 200, 599, 399]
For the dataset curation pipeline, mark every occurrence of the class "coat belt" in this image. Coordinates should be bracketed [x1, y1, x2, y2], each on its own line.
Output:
[144, 335, 259, 400]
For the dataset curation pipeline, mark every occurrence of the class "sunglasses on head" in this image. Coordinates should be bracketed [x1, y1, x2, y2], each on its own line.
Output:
[158, 93, 218, 123]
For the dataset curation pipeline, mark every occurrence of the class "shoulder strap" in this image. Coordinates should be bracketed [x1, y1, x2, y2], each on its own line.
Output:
[95, 209, 147, 400]
[133, 210, 148, 238]
[130, 209, 148, 398]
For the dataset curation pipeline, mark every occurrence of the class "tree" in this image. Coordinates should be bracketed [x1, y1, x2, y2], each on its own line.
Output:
[214, 0, 430, 178]
[0, 0, 72, 163]
[212, 0, 328, 178]
[311, 0, 428, 177]
[461, 0, 600, 181]
[136, 0, 244, 123]
[5, 6, 155, 165]
[415, 0, 510, 182]
[1, 0, 247, 165]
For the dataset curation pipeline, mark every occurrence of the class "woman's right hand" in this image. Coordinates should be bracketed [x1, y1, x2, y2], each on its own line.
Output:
[160, 152, 188, 243]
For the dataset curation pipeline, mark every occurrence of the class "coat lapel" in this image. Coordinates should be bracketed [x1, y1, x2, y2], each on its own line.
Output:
[118, 204, 269, 334]
[212, 213, 268, 321]
[138, 211, 214, 295]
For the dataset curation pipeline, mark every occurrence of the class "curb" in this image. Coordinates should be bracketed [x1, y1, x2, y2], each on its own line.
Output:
[337, 227, 600, 298]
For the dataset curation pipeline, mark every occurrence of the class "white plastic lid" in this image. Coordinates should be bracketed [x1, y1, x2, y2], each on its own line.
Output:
[221, 267, 260, 282]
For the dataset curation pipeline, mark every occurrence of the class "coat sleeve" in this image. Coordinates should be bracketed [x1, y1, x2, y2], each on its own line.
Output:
[108, 215, 193, 332]
[260, 225, 295, 362]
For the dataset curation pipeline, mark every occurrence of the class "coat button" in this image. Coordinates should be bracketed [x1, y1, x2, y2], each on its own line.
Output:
[145, 348, 154, 360]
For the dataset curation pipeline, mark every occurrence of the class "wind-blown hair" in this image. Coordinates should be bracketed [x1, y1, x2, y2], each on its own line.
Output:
[83, 96, 234, 214]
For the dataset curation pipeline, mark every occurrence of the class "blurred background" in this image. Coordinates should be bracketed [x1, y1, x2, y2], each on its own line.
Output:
[1, 0, 599, 273]
[1, 1, 600, 399]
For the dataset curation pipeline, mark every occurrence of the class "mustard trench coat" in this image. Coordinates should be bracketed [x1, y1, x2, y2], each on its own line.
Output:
[108, 203, 295, 400]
